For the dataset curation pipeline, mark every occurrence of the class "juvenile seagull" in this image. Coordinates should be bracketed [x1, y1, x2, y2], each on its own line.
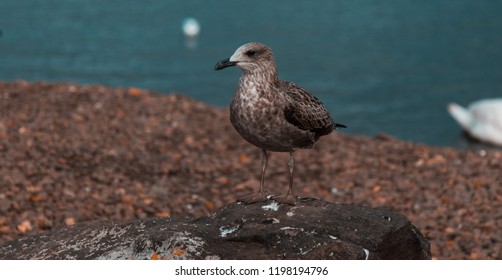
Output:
[215, 42, 346, 204]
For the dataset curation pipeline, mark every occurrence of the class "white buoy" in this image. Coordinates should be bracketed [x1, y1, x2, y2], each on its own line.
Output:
[182, 17, 200, 37]
[447, 98, 502, 146]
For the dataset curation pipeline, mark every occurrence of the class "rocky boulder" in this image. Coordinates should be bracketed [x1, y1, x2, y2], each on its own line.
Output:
[0, 198, 430, 259]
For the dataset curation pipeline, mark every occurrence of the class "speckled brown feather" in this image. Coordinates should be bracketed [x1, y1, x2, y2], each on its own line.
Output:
[281, 81, 336, 138]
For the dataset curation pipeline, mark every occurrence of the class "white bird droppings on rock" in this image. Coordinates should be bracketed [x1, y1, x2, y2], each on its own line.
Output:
[262, 201, 280, 211]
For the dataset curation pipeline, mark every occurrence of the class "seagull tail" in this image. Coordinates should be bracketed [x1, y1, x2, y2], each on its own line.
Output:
[334, 123, 347, 129]
[447, 102, 474, 131]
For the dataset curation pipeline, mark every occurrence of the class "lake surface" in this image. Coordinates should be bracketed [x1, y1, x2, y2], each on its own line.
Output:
[1, 0, 502, 148]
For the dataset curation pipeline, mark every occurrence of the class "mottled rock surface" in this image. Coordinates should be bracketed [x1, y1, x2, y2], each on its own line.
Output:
[0, 199, 429, 260]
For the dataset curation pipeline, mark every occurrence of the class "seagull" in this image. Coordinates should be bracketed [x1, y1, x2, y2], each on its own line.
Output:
[447, 98, 502, 146]
[214, 42, 346, 204]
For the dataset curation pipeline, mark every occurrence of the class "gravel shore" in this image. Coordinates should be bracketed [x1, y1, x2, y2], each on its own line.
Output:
[0, 81, 501, 259]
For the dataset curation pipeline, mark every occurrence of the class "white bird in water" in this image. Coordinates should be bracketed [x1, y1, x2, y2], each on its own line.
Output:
[447, 98, 502, 146]
[182, 17, 200, 37]
[182, 17, 200, 49]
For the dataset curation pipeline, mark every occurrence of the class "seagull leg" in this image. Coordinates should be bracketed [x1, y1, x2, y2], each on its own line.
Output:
[273, 151, 297, 205]
[259, 148, 268, 194]
[237, 149, 269, 204]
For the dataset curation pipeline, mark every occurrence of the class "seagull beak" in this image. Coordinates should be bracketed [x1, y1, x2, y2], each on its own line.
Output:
[214, 58, 237, 70]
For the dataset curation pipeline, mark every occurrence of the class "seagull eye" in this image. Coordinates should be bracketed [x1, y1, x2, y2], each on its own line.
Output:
[245, 50, 256, 57]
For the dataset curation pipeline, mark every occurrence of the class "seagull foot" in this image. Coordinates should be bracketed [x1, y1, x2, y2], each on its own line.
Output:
[237, 192, 269, 204]
[271, 194, 298, 205]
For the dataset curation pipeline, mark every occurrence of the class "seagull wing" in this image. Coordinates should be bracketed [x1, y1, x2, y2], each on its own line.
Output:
[281, 81, 345, 137]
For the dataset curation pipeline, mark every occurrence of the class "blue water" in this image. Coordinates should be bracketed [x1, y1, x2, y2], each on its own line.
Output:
[1, 0, 502, 147]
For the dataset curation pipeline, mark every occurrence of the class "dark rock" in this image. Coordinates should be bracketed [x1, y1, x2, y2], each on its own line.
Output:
[0, 199, 430, 260]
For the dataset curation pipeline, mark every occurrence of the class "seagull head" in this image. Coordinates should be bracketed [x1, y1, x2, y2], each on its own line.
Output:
[214, 42, 276, 74]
